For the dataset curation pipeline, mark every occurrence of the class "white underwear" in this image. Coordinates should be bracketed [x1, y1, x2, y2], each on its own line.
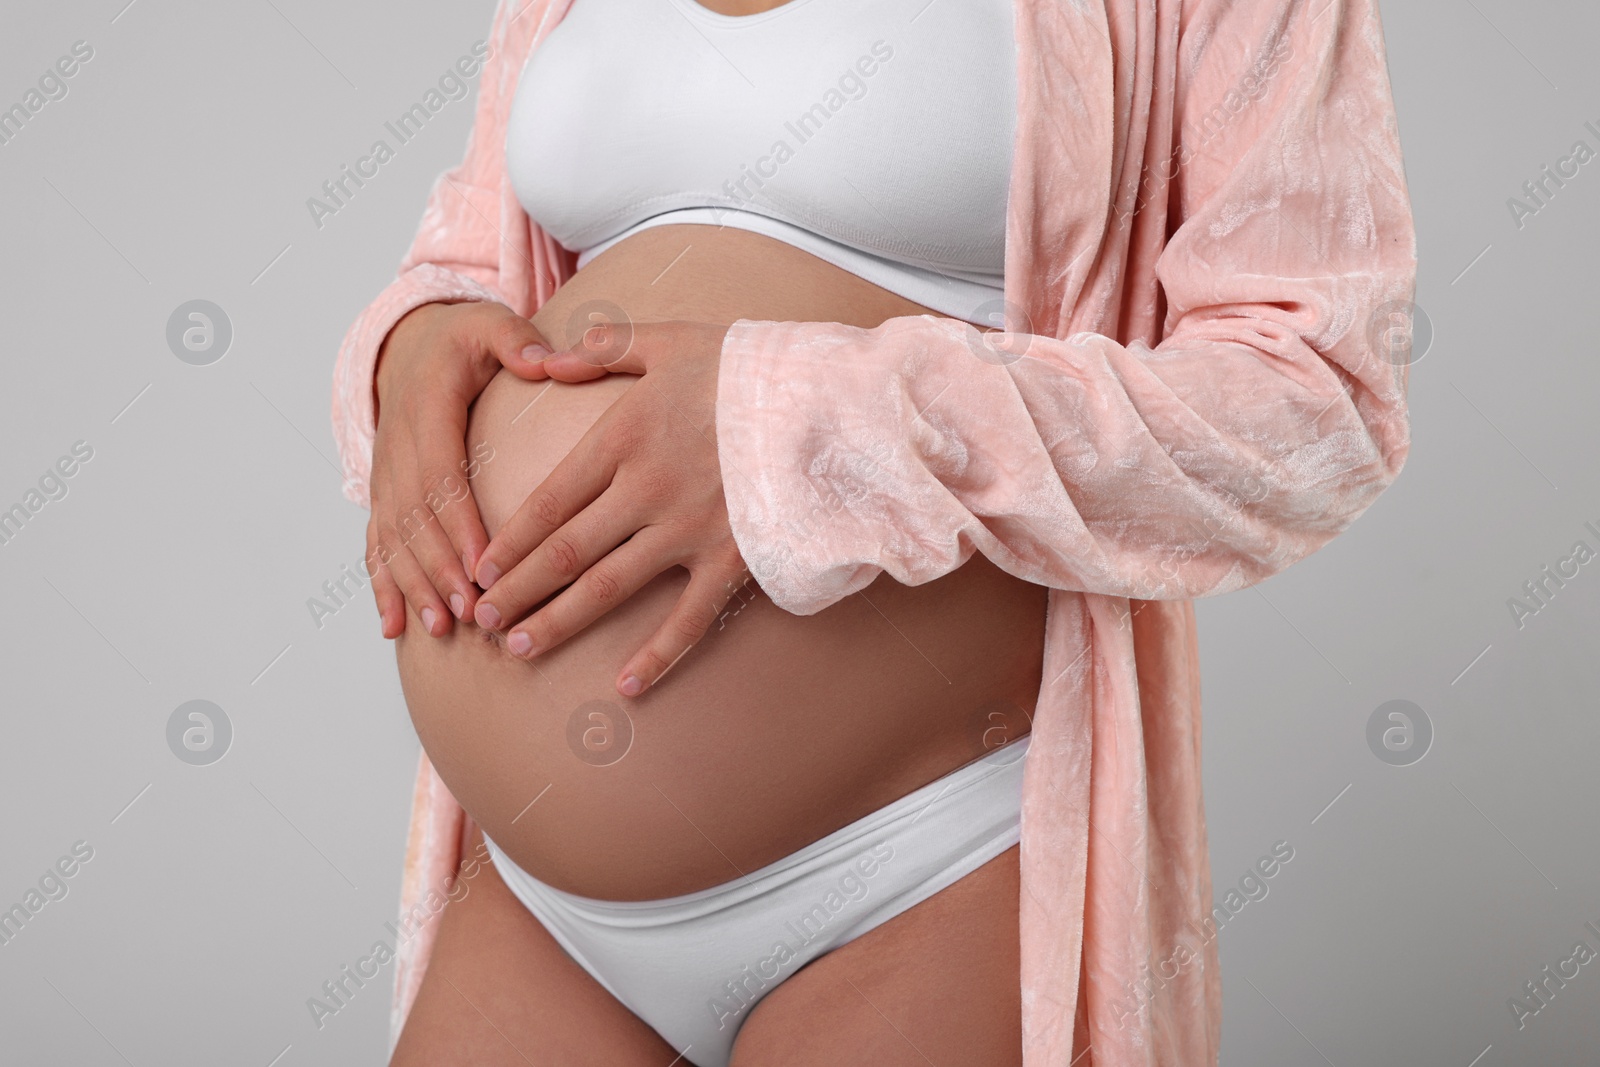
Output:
[484, 732, 1030, 1067]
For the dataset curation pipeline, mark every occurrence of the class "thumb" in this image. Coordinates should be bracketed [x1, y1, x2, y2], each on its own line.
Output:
[542, 319, 649, 382]
[484, 308, 558, 381]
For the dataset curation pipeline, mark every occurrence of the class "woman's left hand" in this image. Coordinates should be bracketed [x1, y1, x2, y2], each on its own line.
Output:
[471, 319, 753, 698]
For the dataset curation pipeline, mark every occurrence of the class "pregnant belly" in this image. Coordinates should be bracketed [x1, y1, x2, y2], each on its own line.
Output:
[394, 225, 1047, 902]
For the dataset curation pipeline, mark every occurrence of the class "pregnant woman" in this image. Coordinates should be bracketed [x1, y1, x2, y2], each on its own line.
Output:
[331, 0, 1416, 1063]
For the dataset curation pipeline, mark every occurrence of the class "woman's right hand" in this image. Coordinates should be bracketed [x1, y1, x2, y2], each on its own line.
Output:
[368, 300, 553, 639]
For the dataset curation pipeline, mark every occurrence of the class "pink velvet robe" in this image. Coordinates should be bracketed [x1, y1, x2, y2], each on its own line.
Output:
[330, 0, 1416, 1061]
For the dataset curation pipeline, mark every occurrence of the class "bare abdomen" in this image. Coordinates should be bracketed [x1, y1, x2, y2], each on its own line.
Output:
[394, 225, 1046, 902]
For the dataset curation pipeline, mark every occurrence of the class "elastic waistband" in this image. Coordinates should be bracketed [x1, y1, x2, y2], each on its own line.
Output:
[484, 732, 1029, 925]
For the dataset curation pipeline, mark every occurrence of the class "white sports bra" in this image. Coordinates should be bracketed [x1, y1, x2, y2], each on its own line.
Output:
[505, 0, 1017, 325]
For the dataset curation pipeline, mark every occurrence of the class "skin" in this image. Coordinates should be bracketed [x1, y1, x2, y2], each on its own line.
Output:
[470, 316, 746, 698]
[392, 825, 1023, 1066]
[381, 1, 1038, 1056]
[390, 222, 1045, 898]
[386, 223, 1040, 1062]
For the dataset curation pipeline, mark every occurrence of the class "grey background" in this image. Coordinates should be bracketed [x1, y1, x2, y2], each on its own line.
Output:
[0, 0, 1593, 1064]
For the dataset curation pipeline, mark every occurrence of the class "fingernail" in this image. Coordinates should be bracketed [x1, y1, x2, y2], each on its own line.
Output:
[521, 343, 551, 363]
[620, 675, 643, 697]
[449, 593, 465, 619]
[508, 631, 534, 657]
[475, 602, 502, 629]
[462, 552, 475, 579]
[421, 607, 439, 634]
[477, 561, 502, 588]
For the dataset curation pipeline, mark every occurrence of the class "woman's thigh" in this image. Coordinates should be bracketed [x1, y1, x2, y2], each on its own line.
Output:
[389, 827, 685, 1067]
[727, 846, 1023, 1067]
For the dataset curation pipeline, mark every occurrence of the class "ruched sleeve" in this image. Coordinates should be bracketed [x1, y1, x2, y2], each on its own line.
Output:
[714, 0, 1415, 609]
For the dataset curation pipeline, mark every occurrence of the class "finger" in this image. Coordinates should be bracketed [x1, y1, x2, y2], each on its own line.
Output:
[475, 419, 617, 591]
[366, 518, 406, 639]
[403, 503, 476, 630]
[474, 480, 639, 631]
[617, 558, 750, 697]
[537, 353, 615, 383]
[377, 515, 452, 637]
[502, 531, 678, 660]
[410, 420, 489, 613]
[483, 305, 558, 380]
[545, 319, 651, 379]
[426, 486, 488, 613]
[547, 318, 726, 381]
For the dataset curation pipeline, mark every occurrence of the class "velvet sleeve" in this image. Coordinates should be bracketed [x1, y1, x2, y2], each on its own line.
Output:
[713, 0, 1416, 610]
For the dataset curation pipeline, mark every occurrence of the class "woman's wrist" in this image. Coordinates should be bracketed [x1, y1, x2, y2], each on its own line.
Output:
[376, 302, 447, 411]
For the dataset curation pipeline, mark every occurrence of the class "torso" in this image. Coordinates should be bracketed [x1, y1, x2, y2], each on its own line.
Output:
[395, 224, 1046, 901]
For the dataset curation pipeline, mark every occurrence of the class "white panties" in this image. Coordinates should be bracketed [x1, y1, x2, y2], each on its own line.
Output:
[484, 732, 1030, 1067]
